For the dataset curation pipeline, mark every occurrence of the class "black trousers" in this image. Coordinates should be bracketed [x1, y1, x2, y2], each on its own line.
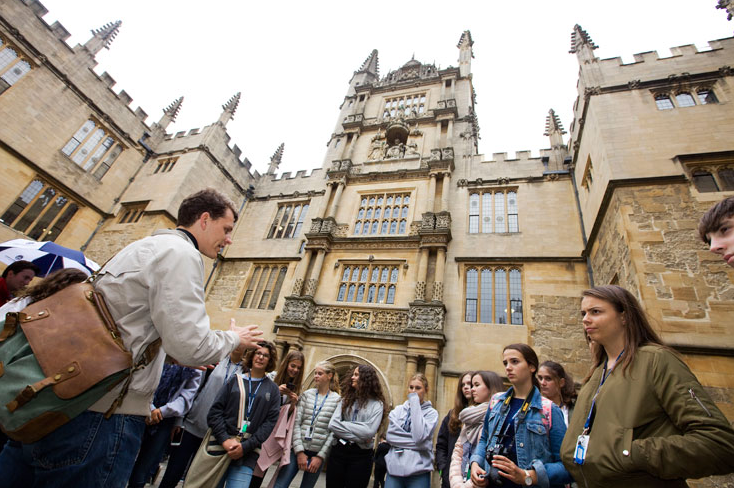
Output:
[157, 430, 203, 488]
[326, 441, 374, 488]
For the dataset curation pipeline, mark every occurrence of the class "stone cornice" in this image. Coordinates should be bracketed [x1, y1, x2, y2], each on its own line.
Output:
[219, 256, 302, 262]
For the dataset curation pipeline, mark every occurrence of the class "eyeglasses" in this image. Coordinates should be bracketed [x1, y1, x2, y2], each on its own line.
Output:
[254, 351, 270, 359]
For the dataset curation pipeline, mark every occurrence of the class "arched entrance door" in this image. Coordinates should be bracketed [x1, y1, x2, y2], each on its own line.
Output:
[302, 354, 394, 410]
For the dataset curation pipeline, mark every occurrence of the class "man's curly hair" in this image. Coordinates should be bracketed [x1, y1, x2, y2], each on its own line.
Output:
[340, 364, 387, 419]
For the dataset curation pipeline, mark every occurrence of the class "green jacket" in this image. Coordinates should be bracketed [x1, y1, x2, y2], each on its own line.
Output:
[561, 345, 734, 488]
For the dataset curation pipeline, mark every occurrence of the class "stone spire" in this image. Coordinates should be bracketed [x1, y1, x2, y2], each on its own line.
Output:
[84, 21, 122, 55]
[157, 96, 184, 130]
[544, 108, 566, 146]
[217, 92, 241, 127]
[357, 49, 379, 77]
[569, 24, 598, 63]
[457, 30, 474, 77]
[544, 109, 568, 171]
[267, 143, 285, 175]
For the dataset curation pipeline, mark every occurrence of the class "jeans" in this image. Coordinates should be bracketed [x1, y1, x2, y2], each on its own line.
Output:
[326, 442, 374, 488]
[217, 464, 254, 488]
[157, 430, 203, 488]
[0, 411, 145, 488]
[384, 472, 431, 488]
[128, 417, 175, 487]
[272, 450, 323, 488]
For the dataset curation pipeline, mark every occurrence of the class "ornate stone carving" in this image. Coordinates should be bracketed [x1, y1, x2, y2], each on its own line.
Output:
[497, 177, 510, 186]
[372, 310, 407, 332]
[333, 224, 349, 237]
[573, 141, 580, 151]
[280, 297, 314, 322]
[441, 147, 454, 160]
[457, 179, 468, 187]
[409, 222, 421, 236]
[406, 303, 445, 331]
[584, 86, 601, 97]
[720, 65, 733, 76]
[432, 282, 444, 302]
[421, 213, 436, 230]
[312, 306, 349, 329]
[291, 278, 304, 296]
[429, 149, 442, 161]
[303, 279, 318, 297]
[349, 312, 370, 329]
[309, 218, 323, 233]
[415, 281, 426, 301]
[386, 140, 406, 159]
[628, 79, 641, 89]
[435, 212, 451, 229]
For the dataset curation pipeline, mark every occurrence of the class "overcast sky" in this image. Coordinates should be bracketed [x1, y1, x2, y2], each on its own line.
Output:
[38, 1, 733, 176]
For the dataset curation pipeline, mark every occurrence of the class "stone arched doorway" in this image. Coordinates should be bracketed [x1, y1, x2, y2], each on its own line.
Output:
[302, 353, 394, 410]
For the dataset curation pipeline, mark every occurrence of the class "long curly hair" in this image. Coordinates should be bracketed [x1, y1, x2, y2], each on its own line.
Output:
[448, 371, 474, 434]
[273, 350, 305, 395]
[340, 364, 387, 419]
[17, 269, 88, 303]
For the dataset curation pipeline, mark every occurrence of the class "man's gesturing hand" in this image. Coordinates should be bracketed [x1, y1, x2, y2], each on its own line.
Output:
[230, 319, 264, 349]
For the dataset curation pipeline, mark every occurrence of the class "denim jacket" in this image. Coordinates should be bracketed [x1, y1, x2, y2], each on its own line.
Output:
[469, 387, 572, 488]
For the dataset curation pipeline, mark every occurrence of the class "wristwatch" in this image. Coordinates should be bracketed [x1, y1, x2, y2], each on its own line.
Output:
[524, 469, 533, 486]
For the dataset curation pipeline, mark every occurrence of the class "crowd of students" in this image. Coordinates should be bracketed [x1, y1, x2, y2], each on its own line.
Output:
[113, 283, 734, 488]
[3, 198, 734, 488]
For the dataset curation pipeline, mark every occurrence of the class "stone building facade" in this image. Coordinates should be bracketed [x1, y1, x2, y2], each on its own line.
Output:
[1, 1, 734, 484]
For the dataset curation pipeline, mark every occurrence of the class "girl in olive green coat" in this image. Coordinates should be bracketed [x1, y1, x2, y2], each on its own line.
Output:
[561, 285, 734, 488]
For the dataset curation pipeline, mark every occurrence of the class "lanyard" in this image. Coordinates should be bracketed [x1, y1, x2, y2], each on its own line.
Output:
[351, 405, 360, 421]
[224, 358, 239, 385]
[582, 349, 625, 434]
[246, 374, 264, 421]
[310, 392, 329, 429]
[402, 407, 412, 432]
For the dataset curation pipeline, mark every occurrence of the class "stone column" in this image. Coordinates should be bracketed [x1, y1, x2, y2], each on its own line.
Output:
[425, 358, 438, 403]
[441, 172, 451, 211]
[318, 183, 334, 218]
[425, 174, 437, 214]
[434, 121, 442, 151]
[327, 181, 345, 219]
[433, 248, 446, 302]
[291, 249, 313, 296]
[347, 133, 359, 159]
[405, 355, 418, 385]
[447, 119, 454, 145]
[304, 249, 326, 296]
[415, 248, 429, 301]
[275, 341, 286, 362]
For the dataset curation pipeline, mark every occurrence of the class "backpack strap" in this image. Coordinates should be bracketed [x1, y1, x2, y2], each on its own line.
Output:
[540, 397, 553, 432]
[236, 373, 246, 431]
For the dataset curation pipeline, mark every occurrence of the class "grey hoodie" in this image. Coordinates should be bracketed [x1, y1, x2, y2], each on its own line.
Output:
[385, 393, 439, 477]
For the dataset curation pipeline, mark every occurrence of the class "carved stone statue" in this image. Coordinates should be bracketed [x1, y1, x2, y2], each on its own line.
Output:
[367, 140, 386, 161]
[386, 139, 405, 159]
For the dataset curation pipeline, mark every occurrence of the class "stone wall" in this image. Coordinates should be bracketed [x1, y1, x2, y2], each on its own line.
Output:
[83, 214, 174, 264]
[529, 294, 590, 380]
[205, 260, 253, 308]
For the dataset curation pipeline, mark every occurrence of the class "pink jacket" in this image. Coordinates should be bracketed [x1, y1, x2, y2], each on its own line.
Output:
[449, 440, 479, 488]
[254, 404, 296, 485]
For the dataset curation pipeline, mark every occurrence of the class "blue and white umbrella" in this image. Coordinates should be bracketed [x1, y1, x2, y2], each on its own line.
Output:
[0, 239, 100, 277]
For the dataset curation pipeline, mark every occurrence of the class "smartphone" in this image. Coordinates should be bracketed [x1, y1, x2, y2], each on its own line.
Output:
[170, 429, 184, 446]
[286, 382, 296, 391]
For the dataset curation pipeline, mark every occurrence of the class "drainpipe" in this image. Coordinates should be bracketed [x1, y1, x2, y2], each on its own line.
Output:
[205, 184, 255, 290]
[81, 133, 156, 251]
[567, 156, 595, 287]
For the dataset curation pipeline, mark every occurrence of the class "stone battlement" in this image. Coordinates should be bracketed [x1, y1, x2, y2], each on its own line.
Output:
[587, 37, 734, 87]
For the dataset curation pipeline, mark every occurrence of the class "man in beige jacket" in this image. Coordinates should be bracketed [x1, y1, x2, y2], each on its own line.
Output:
[0, 188, 263, 488]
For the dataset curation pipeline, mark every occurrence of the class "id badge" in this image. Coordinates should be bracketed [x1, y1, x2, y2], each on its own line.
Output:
[574, 434, 589, 465]
[305, 426, 313, 441]
[241, 420, 250, 434]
